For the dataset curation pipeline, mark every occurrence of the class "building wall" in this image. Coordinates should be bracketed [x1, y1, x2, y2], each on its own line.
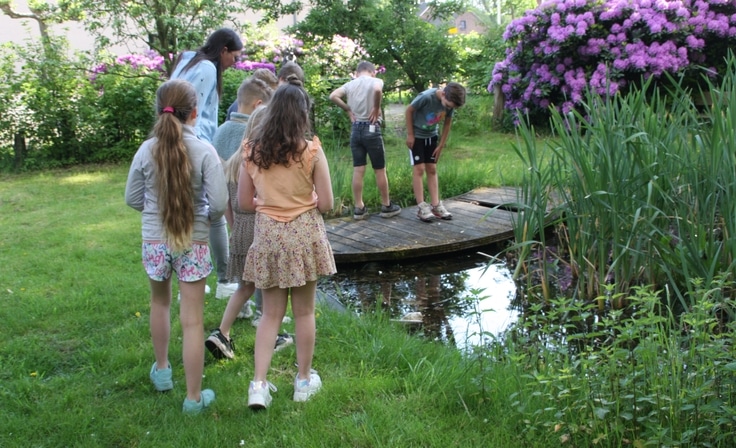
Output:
[453, 12, 487, 35]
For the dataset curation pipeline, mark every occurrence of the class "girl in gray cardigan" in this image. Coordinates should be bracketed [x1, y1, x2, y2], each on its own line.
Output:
[125, 79, 227, 415]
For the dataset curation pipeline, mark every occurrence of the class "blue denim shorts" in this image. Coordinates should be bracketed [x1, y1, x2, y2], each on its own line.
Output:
[141, 242, 213, 282]
[350, 122, 386, 169]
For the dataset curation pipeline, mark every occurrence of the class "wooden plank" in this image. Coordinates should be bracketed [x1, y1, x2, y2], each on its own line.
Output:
[326, 189, 519, 264]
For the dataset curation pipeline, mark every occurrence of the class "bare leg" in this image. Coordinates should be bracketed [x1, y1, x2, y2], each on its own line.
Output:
[290, 281, 317, 380]
[253, 286, 288, 382]
[412, 163, 426, 204]
[218, 280, 255, 338]
[374, 167, 391, 206]
[179, 278, 207, 402]
[149, 277, 172, 370]
[352, 165, 367, 208]
[426, 163, 439, 206]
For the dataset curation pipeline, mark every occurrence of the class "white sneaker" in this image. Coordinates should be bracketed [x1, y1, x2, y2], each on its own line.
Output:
[248, 380, 277, 410]
[293, 370, 322, 402]
[416, 201, 435, 222]
[237, 300, 254, 319]
[177, 284, 211, 301]
[251, 312, 292, 327]
[215, 282, 239, 299]
[431, 201, 452, 220]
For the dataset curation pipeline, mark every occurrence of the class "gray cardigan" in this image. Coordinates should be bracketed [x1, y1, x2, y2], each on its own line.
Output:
[125, 125, 228, 243]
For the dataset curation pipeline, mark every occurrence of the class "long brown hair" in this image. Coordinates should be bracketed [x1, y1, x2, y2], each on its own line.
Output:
[247, 76, 311, 170]
[152, 79, 197, 251]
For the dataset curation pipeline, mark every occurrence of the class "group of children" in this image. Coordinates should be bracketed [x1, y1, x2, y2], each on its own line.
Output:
[329, 62, 466, 223]
[125, 27, 467, 416]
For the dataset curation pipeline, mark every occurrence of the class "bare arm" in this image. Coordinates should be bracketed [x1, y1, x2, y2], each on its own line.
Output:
[433, 115, 454, 162]
[313, 145, 334, 214]
[329, 86, 355, 123]
[405, 104, 416, 150]
[225, 199, 234, 228]
[368, 82, 382, 124]
[237, 160, 257, 212]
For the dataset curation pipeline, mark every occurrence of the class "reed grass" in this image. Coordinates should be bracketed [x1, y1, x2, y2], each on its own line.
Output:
[511, 55, 736, 308]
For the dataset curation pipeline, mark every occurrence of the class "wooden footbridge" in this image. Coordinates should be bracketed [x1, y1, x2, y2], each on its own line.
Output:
[325, 187, 522, 264]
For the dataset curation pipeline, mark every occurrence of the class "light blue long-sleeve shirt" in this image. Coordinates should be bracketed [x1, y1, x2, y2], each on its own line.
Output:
[170, 51, 219, 143]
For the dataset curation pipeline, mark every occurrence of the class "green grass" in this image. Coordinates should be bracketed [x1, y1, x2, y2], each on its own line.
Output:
[2, 132, 735, 446]
[0, 164, 523, 447]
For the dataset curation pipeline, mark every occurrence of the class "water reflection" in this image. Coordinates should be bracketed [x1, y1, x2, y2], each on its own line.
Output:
[317, 249, 519, 350]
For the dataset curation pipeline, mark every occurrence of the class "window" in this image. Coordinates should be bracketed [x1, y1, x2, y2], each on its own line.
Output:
[459, 20, 467, 30]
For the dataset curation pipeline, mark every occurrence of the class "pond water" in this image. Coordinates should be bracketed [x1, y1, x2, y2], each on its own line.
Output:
[317, 246, 519, 351]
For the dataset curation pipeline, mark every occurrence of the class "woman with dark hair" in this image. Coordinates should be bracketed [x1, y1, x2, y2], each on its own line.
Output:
[170, 27, 243, 144]
[171, 28, 243, 299]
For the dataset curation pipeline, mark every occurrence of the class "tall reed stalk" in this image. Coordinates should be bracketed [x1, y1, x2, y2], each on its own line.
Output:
[511, 53, 736, 309]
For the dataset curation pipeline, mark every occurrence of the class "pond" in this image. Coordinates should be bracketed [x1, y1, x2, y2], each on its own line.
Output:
[317, 246, 519, 351]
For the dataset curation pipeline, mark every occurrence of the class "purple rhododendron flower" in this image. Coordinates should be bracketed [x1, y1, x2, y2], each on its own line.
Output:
[489, 0, 736, 123]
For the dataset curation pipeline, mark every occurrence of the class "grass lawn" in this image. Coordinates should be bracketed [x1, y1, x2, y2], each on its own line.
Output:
[0, 159, 530, 447]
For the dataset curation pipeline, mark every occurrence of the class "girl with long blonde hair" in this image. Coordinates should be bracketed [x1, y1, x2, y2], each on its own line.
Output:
[125, 79, 228, 415]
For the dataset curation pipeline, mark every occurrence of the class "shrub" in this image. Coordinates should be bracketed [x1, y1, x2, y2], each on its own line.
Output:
[490, 0, 736, 125]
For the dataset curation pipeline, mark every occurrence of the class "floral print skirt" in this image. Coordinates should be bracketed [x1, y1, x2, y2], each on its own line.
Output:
[244, 208, 336, 289]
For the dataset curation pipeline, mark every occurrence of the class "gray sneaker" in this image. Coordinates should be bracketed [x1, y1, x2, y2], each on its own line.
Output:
[353, 205, 367, 220]
[380, 202, 401, 218]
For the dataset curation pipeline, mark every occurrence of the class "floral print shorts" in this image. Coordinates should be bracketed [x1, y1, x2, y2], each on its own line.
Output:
[141, 242, 213, 282]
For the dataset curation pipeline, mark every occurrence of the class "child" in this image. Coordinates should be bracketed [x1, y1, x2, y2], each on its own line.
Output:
[213, 78, 273, 168]
[329, 61, 401, 220]
[405, 82, 466, 222]
[125, 79, 228, 414]
[238, 76, 336, 409]
[206, 105, 293, 359]
[226, 68, 279, 120]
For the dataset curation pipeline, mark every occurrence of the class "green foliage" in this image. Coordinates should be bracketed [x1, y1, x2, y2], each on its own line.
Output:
[449, 28, 506, 94]
[82, 0, 248, 74]
[501, 284, 736, 447]
[266, 0, 465, 93]
[510, 53, 736, 307]
[0, 38, 109, 170]
[91, 64, 161, 162]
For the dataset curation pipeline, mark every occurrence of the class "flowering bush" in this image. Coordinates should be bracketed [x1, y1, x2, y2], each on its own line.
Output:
[489, 0, 736, 123]
[242, 34, 303, 66]
[301, 34, 370, 78]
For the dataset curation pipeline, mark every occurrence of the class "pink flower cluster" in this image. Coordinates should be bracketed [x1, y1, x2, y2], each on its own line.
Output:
[490, 0, 736, 120]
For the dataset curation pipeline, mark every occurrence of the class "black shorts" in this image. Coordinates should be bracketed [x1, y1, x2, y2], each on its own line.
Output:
[409, 135, 438, 165]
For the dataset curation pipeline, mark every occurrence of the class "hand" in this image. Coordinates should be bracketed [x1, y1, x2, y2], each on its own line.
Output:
[432, 144, 444, 162]
[368, 108, 380, 124]
[406, 136, 415, 150]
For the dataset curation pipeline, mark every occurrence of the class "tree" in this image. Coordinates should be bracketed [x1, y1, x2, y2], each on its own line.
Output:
[82, 0, 249, 74]
[247, 0, 465, 93]
[0, 0, 84, 56]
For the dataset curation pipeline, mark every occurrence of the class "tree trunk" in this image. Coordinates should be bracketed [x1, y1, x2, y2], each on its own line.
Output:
[13, 131, 26, 170]
[492, 84, 505, 129]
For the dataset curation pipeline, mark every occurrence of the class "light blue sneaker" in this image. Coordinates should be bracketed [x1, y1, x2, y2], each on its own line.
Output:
[149, 362, 173, 392]
[182, 389, 215, 415]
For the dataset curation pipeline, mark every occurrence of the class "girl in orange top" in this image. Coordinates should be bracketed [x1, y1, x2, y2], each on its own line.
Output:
[238, 75, 336, 409]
